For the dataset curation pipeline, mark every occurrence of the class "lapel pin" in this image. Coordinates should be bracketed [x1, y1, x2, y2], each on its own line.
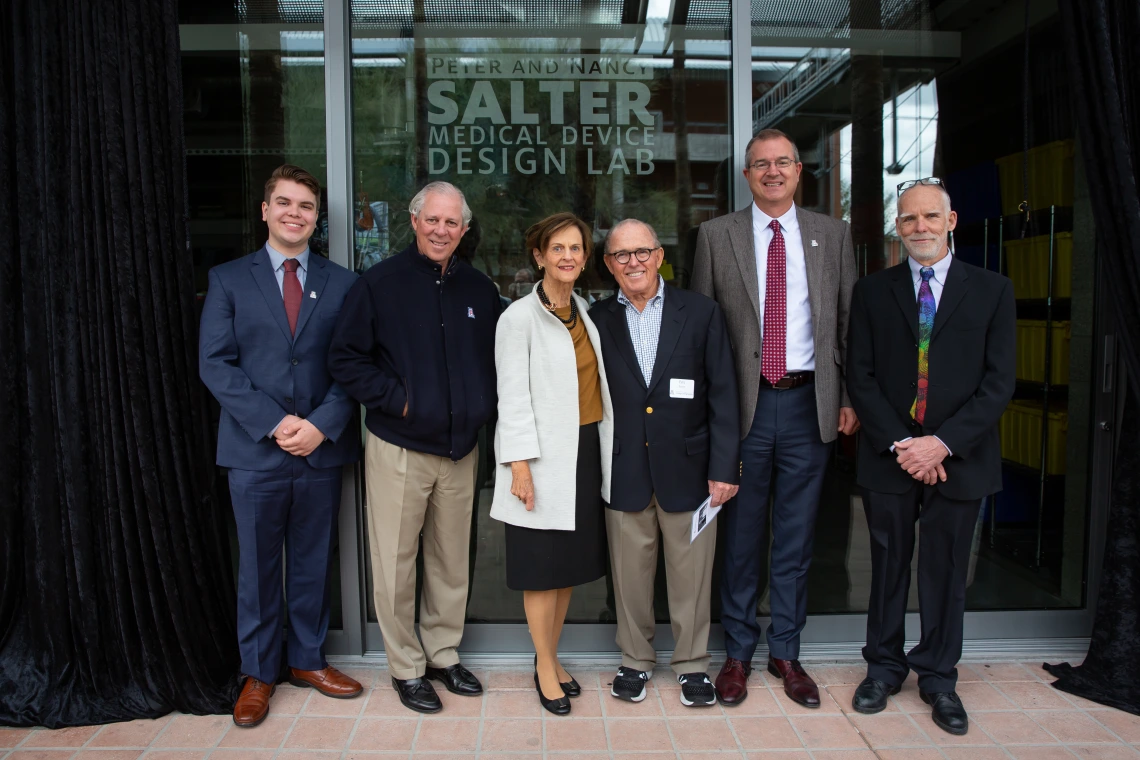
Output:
[811, 239, 819, 247]
[309, 291, 317, 299]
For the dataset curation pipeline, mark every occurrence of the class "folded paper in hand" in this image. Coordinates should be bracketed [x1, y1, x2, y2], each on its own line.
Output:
[690, 496, 721, 544]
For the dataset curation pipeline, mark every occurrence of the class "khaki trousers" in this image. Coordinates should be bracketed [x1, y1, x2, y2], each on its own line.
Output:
[605, 495, 716, 675]
[364, 431, 477, 680]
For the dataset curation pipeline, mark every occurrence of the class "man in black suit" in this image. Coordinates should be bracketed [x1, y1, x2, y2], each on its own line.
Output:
[589, 219, 740, 708]
[845, 180, 1015, 736]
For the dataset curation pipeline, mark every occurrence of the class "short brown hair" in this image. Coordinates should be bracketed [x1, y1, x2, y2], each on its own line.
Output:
[525, 212, 593, 261]
[264, 164, 322, 207]
[745, 128, 800, 164]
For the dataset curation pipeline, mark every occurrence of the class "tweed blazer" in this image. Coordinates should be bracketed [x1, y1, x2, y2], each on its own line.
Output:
[490, 290, 614, 531]
[691, 204, 856, 442]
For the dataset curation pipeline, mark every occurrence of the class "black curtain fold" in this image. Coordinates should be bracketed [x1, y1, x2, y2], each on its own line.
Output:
[1045, 0, 1140, 716]
[0, 0, 238, 727]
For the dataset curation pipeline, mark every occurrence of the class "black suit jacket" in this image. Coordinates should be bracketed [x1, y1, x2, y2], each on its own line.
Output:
[846, 257, 1016, 501]
[589, 285, 740, 513]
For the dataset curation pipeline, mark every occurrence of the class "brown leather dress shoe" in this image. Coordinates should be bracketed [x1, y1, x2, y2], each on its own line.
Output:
[233, 676, 275, 727]
[767, 657, 820, 707]
[714, 657, 752, 706]
[288, 666, 364, 699]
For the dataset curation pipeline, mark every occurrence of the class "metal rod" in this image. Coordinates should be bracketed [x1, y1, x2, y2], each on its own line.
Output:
[983, 218, 989, 271]
[1036, 205, 1057, 567]
[991, 214, 1004, 549]
[998, 216, 1005, 274]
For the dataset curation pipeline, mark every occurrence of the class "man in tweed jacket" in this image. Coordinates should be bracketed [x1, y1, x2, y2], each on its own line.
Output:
[692, 129, 859, 709]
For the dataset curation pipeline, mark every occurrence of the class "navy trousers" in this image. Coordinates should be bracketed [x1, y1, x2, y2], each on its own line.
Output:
[229, 456, 343, 683]
[862, 484, 982, 693]
[720, 382, 831, 662]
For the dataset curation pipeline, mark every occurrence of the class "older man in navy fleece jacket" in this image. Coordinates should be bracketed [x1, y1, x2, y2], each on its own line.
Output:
[328, 181, 501, 715]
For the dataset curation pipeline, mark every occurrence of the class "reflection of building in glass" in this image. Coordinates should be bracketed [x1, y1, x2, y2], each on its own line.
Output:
[178, 0, 1106, 650]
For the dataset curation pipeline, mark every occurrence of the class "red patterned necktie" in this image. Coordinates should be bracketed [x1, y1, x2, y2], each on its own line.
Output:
[282, 258, 302, 335]
[761, 218, 787, 385]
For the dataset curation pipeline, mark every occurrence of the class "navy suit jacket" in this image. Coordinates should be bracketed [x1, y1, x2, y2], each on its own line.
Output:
[589, 285, 740, 513]
[199, 246, 361, 471]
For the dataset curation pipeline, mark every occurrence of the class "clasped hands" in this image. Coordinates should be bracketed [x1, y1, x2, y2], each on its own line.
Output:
[274, 414, 327, 457]
[893, 436, 949, 485]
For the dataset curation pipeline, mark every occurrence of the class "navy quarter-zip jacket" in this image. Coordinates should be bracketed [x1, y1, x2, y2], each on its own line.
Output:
[328, 244, 502, 460]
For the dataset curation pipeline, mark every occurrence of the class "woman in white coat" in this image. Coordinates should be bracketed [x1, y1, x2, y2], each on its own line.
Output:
[490, 212, 614, 716]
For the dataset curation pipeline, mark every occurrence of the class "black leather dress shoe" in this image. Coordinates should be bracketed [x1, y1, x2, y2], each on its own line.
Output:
[425, 663, 483, 695]
[392, 677, 443, 713]
[851, 677, 901, 714]
[922, 691, 968, 735]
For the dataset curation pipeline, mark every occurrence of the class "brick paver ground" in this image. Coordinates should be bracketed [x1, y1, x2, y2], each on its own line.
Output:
[2, 660, 1137, 759]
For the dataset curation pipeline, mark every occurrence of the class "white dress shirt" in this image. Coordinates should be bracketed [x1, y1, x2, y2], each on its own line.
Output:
[266, 243, 310, 295]
[907, 249, 952, 307]
[752, 202, 814, 371]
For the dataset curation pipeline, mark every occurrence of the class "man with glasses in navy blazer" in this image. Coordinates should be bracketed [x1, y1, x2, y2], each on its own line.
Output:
[200, 165, 362, 728]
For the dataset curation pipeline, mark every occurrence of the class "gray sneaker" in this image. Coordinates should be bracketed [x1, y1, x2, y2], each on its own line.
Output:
[678, 672, 717, 707]
[611, 666, 651, 702]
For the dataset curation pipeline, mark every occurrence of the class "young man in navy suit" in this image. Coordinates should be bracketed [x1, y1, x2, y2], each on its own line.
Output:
[200, 165, 362, 728]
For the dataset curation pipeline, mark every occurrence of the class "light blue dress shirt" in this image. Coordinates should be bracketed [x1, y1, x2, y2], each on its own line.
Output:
[266, 244, 310, 295]
[896, 249, 954, 456]
[617, 275, 666, 386]
[907, 249, 952, 307]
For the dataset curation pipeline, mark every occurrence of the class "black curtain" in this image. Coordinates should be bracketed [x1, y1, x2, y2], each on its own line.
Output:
[1044, 0, 1140, 716]
[0, 0, 239, 727]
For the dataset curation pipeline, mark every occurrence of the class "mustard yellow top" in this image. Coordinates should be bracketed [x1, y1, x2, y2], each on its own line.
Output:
[555, 305, 603, 426]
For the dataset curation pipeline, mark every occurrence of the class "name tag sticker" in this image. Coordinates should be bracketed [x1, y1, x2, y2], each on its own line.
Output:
[670, 379, 695, 399]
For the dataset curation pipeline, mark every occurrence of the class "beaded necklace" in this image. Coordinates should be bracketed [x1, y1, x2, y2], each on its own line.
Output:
[536, 281, 578, 330]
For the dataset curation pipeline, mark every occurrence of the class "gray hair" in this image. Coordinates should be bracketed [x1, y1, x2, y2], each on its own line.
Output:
[603, 218, 661, 255]
[745, 128, 801, 165]
[409, 181, 472, 225]
[897, 182, 953, 215]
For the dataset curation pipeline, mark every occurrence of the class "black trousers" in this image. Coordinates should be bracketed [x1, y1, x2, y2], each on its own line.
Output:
[861, 484, 981, 693]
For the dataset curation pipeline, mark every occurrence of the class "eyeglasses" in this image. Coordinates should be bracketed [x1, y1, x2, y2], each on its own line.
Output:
[606, 247, 658, 264]
[747, 158, 796, 172]
[896, 177, 946, 196]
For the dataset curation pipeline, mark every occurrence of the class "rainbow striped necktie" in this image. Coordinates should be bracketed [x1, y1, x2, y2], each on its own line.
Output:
[910, 266, 936, 424]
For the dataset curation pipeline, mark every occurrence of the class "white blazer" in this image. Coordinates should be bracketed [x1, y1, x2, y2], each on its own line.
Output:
[490, 290, 614, 531]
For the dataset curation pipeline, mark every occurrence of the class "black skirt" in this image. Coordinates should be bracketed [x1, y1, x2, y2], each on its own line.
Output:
[505, 422, 607, 591]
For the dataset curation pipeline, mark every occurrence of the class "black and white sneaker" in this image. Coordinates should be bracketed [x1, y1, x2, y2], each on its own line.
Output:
[610, 666, 651, 702]
[678, 672, 717, 707]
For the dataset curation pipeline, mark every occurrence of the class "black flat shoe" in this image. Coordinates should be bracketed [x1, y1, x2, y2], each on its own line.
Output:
[392, 677, 442, 714]
[534, 671, 571, 715]
[425, 663, 483, 695]
[852, 676, 901, 714]
[534, 655, 581, 697]
[922, 690, 969, 735]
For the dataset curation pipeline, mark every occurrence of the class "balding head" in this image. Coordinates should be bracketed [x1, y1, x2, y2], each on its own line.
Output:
[604, 218, 660, 254]
[896, 184, 957, 264]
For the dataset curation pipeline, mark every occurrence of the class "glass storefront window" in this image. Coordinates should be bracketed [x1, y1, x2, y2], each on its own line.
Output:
[178, 0, 1104, 654]
[750, 0, 1093, 614]
[350, 0, 733, 626]
[180, 3, 343, 628]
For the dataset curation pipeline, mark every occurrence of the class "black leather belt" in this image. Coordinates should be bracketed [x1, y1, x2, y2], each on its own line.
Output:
[760, 370, 815, 390]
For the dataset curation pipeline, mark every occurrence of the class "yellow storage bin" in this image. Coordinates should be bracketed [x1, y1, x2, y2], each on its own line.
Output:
[1004, 232, 1073, 299]
[1000, 401, 1067, 475]
[996, 139, 1075, 216]
[1016, 320, 1071, 385]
